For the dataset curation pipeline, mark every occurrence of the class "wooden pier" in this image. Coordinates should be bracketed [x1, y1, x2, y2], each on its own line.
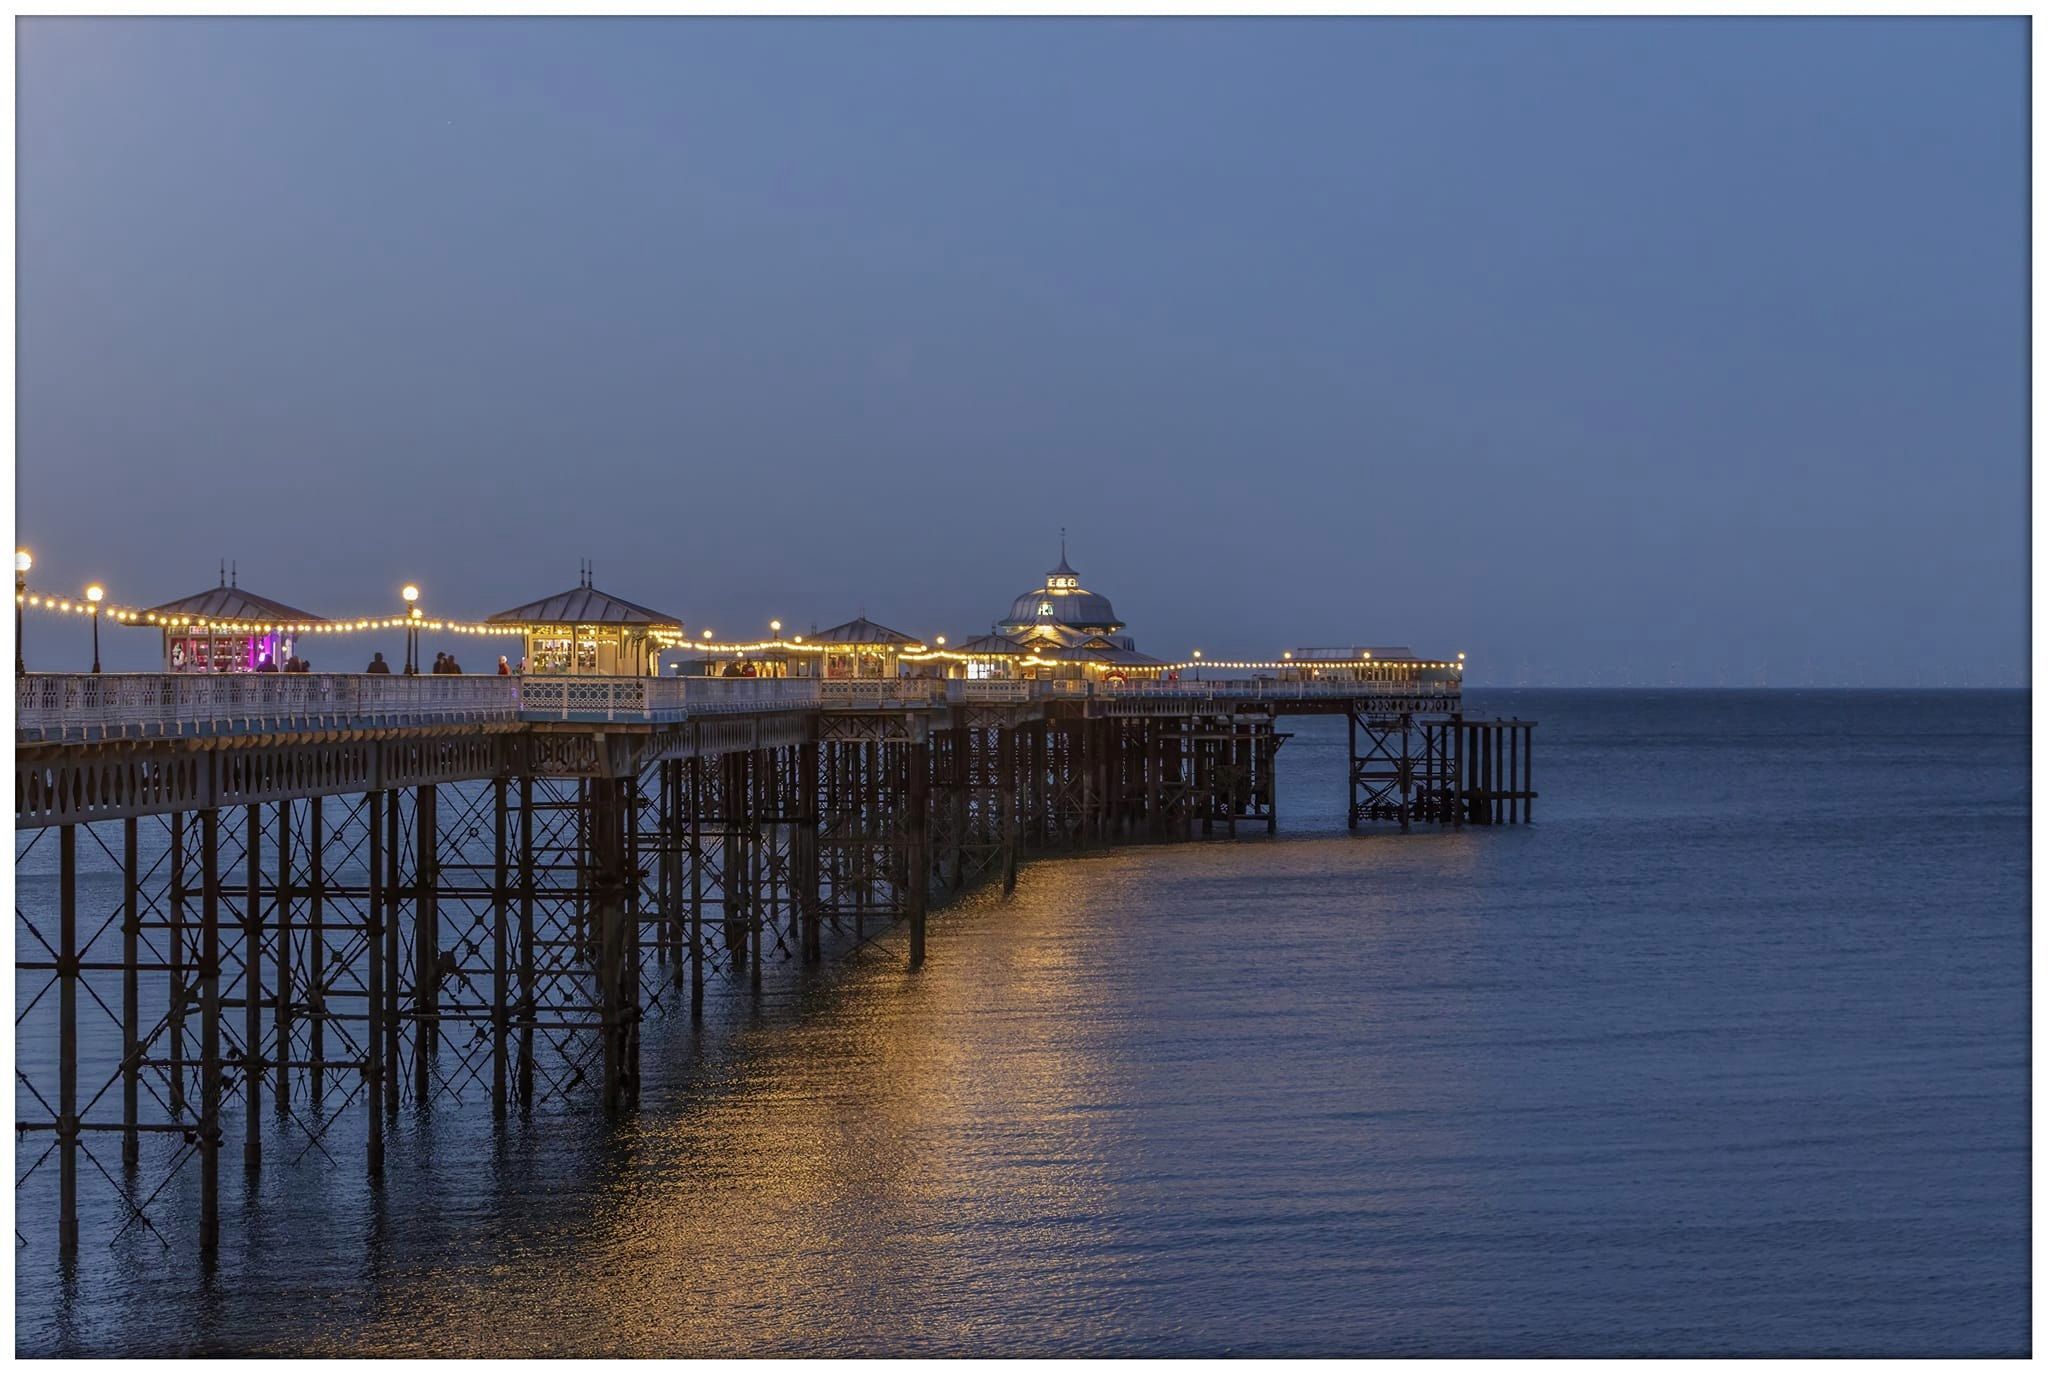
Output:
[14, 668, 1533, 1268]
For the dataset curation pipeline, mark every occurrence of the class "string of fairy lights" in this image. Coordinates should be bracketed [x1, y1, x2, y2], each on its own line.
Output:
[10, 550, 1465, 672]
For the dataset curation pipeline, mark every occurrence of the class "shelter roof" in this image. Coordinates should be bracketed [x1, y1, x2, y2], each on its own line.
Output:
[487, 586, 681, 628]
[140, 585, 325, 625]
[808, 616, 923, 647]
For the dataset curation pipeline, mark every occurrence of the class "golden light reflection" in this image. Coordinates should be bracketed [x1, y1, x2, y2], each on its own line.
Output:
[278, 824, 1492, 1357]
[304, 872, 1133, 1356]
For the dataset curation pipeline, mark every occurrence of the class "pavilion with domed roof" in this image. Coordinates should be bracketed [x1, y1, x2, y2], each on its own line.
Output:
[977, 540, 1166, 680]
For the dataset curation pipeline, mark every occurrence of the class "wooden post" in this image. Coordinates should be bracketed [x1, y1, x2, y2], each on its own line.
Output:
[58, 823, 79, 1252]
[594, 777, 630, 1114]
[1197, 718, 1214, 838]
[1225, 720, 1237, 834]
[243, 802, 263, 1167]
[120, 816, 140, 1169]
[198, 807, 222, 1253]
[1346, 709, 1359, 832]
[687, 755, 704, 1020]
[624, 772, 643, 1108]
[855, 741, 872, 936]
[275, 799, 293, 1109]
[308, 796, 326, 1104]
[658, 760, 677, 974]
[1398, 716, 1413, 835]
[907, 730, 930, 969]
[799, 738, 821, 962]
[491, 776, 509, 1117]
[1253, 725, 1269, 831]
[1523, 724, 1534, 824]
[383, 789, 401, 1119]
[168, 811, 188, 1117]
[517, 774, 536, 1108]
[723, 752, 747, 978]
[1095, 718, 1112, 845]
[413, 784, 437, 1104]
[947, 716, 967, 893]
[748, 752, 764, 995]
[1000, 725, 1019, 895]
[1493, 722, 1504, 824]
[1450, 714, 1464, 830]
[1490, 721, 1507, 827]
[1508, 722, 1519, 824]
[366, 790, 385, 1176]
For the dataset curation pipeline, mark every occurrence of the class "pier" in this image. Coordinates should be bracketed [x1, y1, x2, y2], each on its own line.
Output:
[13, 556, 1535, 1267]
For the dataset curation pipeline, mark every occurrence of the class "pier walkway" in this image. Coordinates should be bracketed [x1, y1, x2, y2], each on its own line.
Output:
[17, 671, 1457, 743]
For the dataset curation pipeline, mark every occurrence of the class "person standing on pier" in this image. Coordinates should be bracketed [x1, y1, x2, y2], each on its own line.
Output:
[497, 655, 511, 675]
[366, 651, 390, 674]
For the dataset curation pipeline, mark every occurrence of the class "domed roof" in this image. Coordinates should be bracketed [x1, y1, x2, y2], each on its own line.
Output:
[999, 544, 1123, 634]
[1005, 587, 1121, 629]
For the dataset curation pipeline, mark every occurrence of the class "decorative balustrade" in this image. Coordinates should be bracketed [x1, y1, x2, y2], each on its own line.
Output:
[16, 672, 521, 742]
[817, 679, 948, 706]
[1097, 676, 1458, 699]
[16, 670, 1460, 743]
[514, 675, 687, 723]
[945, 680, 1034, 702]
[676, 676, 824, 714]
[515, 675, 830, 721]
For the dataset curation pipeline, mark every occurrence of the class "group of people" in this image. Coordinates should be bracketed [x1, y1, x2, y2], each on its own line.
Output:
[360, 651, 515, 675]
[253, 655, 314, 673]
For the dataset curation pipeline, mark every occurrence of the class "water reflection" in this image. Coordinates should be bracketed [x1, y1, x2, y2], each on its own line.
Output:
[16, 701, 2031, 1357]
[303, 863, 1147, 1355]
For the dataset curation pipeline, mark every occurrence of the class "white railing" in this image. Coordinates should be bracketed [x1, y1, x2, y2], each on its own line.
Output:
[512, 675, 685, 722]
[817, 679, 948, 706]
[1098, 676, 1458, 699]
[945, 680, 1034, 702]
[17, 672, 521, 742]
[17, 671, 1464, 742]
[671, 677, 823, 715]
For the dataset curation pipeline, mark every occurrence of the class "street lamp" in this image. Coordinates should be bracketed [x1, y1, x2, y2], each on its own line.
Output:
[85, 584, 104, 673]
[770, 619, 782, 637]
[401, 584, 421, 674]
[15, 549, 30, 675]
[1192, 648, 1203, 682]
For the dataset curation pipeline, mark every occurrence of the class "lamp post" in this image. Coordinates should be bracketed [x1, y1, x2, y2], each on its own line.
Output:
[770, 619, 782, 637]
[1192, 649, 1203, 682]
[85, 585, 104, 673]
[15, 549, 30, 675]
[401, 584, 421, 674]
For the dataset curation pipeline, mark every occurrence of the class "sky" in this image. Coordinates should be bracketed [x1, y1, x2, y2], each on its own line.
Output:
[15, 17, 2029, 685]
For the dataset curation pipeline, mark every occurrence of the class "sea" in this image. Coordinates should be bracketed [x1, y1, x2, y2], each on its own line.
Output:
[12, 690, 2030, 1356]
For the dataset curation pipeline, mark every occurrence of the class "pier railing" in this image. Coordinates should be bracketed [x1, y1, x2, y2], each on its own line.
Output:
[1096, 676, 1454, 697]
[16, 672, 522, 742]
[515, 675, 832, 722]
[16, 671, 1462, 742]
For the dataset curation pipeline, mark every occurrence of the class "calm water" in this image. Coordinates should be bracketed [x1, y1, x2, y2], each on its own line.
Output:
[14, 691, 2029, 1356]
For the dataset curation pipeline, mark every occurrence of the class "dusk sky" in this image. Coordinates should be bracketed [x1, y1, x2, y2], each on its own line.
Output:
[16, 17, 2028, 684]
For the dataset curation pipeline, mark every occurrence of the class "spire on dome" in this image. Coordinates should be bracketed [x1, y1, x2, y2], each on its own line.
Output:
[1048, 528, 1078, 580]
